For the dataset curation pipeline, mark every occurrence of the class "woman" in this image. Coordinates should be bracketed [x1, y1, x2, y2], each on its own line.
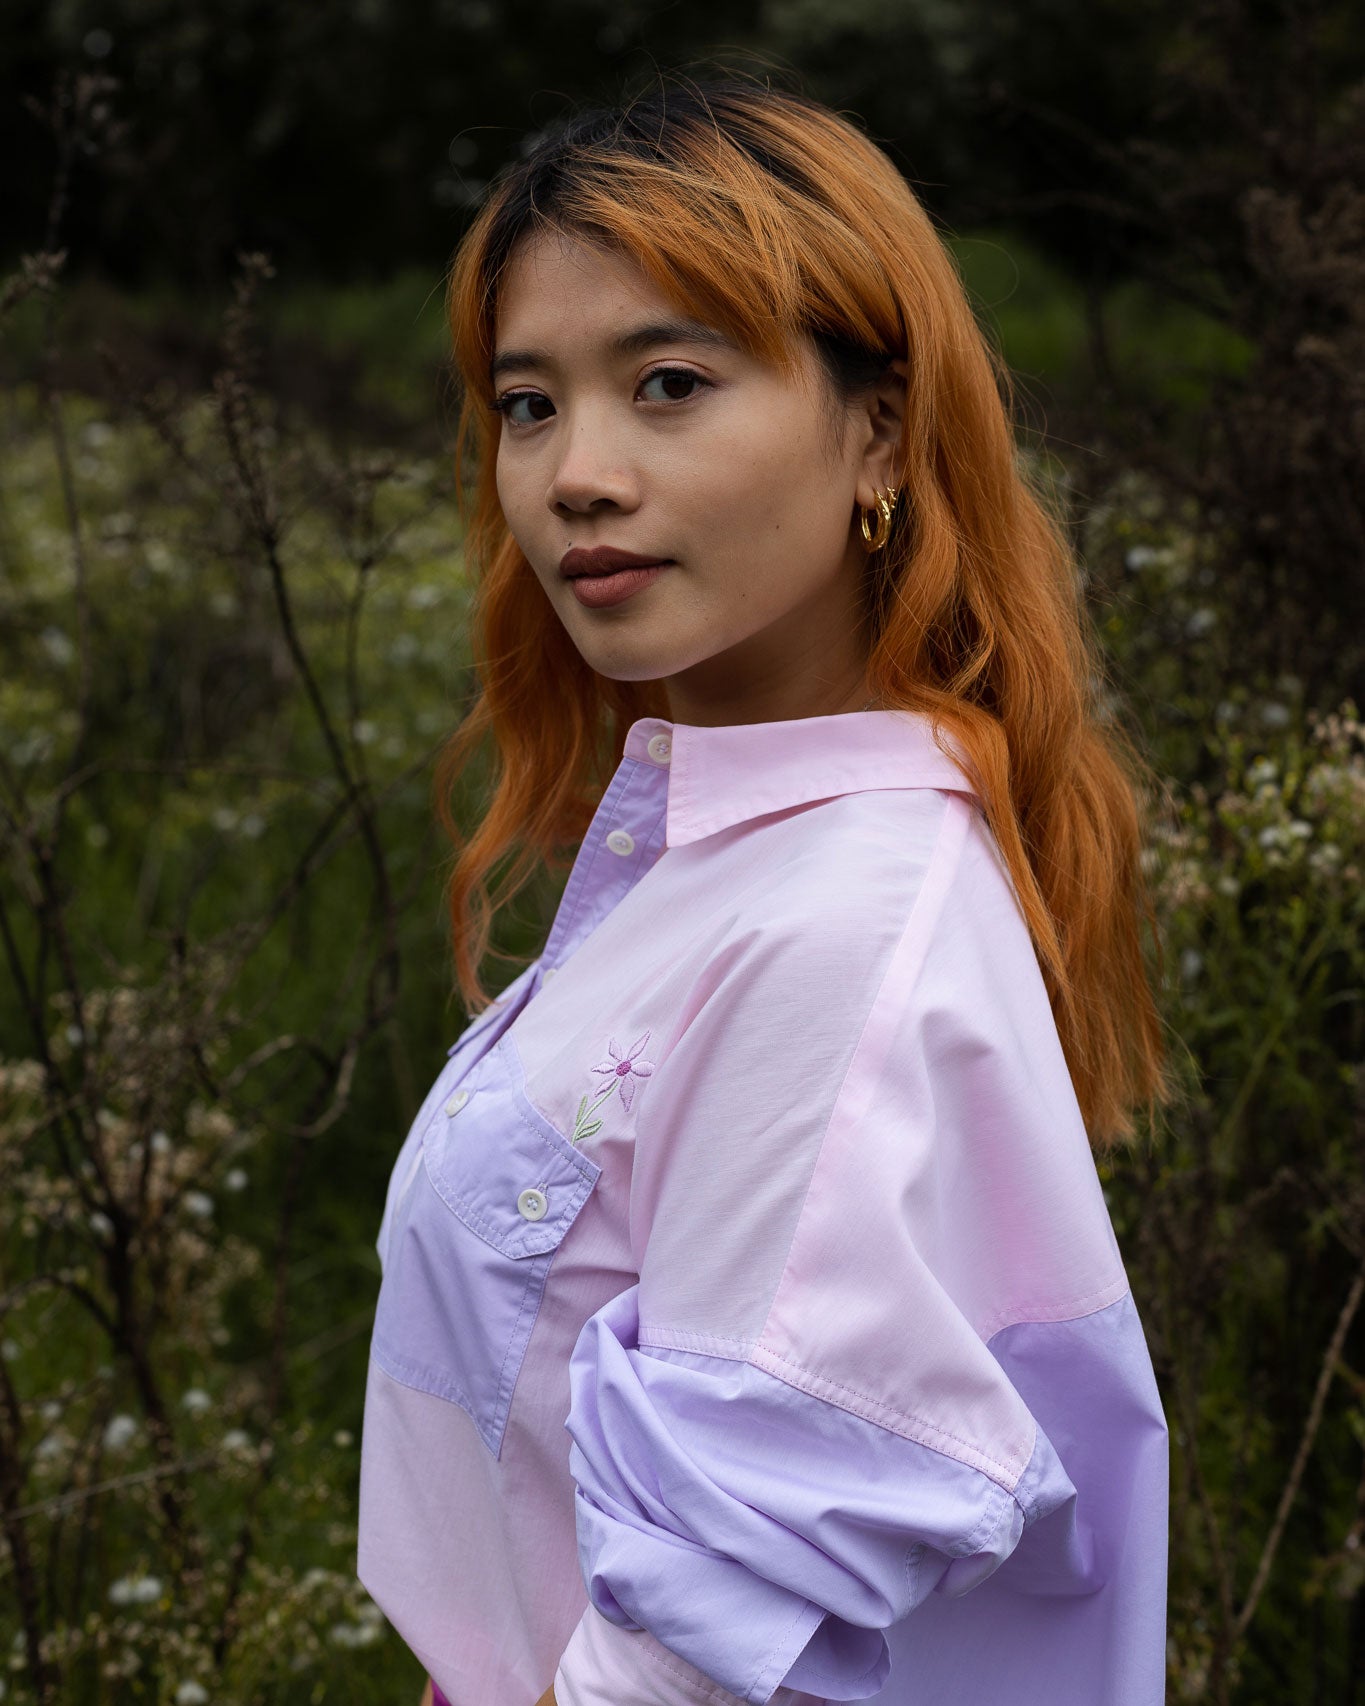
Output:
[359, 73, 1173, 1706]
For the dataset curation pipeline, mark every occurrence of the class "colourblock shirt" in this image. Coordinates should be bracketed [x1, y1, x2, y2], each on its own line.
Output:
[356, 708, 1170, 1706]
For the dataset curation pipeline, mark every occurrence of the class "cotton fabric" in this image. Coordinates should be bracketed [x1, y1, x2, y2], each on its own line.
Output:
[357, 708, 1169, 1706]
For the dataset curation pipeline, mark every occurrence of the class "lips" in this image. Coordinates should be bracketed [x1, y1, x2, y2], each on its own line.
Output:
[560, 546, 670, 579]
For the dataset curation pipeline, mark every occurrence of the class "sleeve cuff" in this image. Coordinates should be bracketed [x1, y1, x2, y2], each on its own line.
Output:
[554, 1601, 827, 1706]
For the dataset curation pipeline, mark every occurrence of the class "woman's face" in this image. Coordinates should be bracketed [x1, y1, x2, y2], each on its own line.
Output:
[491, 231, 903, 727]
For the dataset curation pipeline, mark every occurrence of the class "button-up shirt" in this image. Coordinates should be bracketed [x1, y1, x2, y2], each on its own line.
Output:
[357, 709, 1169, 1706]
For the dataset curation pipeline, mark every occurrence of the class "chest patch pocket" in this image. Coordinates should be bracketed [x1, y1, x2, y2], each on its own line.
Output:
[370, 1033, 600, 1458]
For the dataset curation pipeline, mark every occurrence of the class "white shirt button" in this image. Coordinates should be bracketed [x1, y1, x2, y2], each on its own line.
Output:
[542, 966, 557, 980]
[517, 1188, 548, 1222]
[646, 733, 672, 764]
[444, 1090, 469, 1116]
[605, 829, 635, 857]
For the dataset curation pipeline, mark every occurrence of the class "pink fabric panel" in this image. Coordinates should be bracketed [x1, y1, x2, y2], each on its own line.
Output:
[555, 1602, 826, 1706]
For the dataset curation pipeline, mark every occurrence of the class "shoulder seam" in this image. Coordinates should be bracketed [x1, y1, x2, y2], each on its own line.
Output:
[637, 1330, 1030, 1491]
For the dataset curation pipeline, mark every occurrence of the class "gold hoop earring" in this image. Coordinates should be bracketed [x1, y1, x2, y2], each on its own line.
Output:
[859, 484, 899, 553]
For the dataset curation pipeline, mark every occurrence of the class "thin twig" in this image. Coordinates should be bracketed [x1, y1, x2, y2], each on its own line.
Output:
[1234, 1255, 1365, 1641]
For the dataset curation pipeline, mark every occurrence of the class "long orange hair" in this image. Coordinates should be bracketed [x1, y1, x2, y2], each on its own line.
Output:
[435, 72, 1173, 1150]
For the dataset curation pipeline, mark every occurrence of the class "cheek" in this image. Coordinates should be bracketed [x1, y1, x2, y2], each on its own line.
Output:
[701, 415, 848, 551]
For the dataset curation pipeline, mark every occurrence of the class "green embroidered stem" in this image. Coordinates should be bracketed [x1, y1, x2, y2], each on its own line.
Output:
[572, 1081, 616, 1144]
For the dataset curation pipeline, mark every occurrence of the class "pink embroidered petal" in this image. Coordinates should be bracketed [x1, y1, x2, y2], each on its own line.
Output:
[605, 1037, 624, 1062]
[618, 1073, 638, 1113]
[590, 1058, 619, 1077]
[629, 1060, 655, 1079]
[625, 1030, 652, 1061]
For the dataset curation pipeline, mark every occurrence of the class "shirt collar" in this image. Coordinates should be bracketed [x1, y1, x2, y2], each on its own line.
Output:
[623, 709, 978, 848]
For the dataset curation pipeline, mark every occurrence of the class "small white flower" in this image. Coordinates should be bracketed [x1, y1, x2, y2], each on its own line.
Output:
[333, 1429, 354, 1448]
[40, 626, 76, 665]
[1180, 949, 1203, 983]
[211, 807, 239, 832]
[356, 1599, 385, 1626]
[151, 1130, 172, 1154]
[174, 1683, 209, 1705]
[103, 1414, 138, 1451]
[1259, 702, 1291, 729]
[221, 1429, 251, 1451]
[183, 1191, 214, 1219]
[109, 1572, 162, 1605]
[329, 1621, 381, 1647]
[1185, 607, 1217, 638]
[239, 813, 266, 839]
[1124, 545, 1160, 571]
[35, 1433, 65, 1461]
[224, 1168, 248, 1193]
[40, 1400, 61, 1422]
[352, 720, 378, 746]
[181, 1388, 212, 1415]
[88, 1210, 114, 1241]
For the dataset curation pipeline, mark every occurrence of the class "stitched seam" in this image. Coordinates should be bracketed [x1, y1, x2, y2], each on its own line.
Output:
[543, 761, 638, 960]
[959, 1479, 1011, 1557]
[488, 1245, 553, 1453]
[748, 1598, 821, 1701]
[748, 1345, 1022, 1486]
[636, 1635, 739, 1704]
[370, 1345, 477, 1415]
[980, 1276, 1131, 1342]
[639, 1329, 754, 1356]
[753, 792, 966, 1359]
[639, 1334, 1024, 1487]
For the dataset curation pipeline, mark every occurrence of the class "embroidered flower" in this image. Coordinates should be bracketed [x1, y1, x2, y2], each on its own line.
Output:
[571, 1030, 656, 1143]
[590, 1031, 655, 1112]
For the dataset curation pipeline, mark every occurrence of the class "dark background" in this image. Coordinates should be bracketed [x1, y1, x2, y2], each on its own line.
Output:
[2, 3, 1364, 1701]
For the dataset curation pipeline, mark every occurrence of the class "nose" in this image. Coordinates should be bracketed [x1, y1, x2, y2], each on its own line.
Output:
[546, 411, 640, 518]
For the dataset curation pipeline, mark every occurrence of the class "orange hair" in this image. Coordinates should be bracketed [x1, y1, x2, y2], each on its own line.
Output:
[435, 72, 1174, 1149]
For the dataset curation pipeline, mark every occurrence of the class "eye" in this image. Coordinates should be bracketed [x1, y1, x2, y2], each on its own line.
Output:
[637, 366, 712, 404]
[490, 389, 554, 427]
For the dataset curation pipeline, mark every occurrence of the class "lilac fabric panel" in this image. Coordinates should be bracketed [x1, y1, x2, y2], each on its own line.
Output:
[563, 1285, 1080, 1705]
[370, 1034, 600, 1457]
[877, 1292, 1169, 1705]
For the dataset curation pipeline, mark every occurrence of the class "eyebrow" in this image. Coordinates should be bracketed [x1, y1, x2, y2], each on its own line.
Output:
[490, 319, 740, 384]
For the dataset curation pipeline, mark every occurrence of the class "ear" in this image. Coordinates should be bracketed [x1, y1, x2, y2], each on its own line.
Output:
[852, 359, 907, 510]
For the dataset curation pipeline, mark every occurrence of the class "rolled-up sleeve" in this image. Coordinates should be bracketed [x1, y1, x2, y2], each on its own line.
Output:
[554, 792, 1167, 1706]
